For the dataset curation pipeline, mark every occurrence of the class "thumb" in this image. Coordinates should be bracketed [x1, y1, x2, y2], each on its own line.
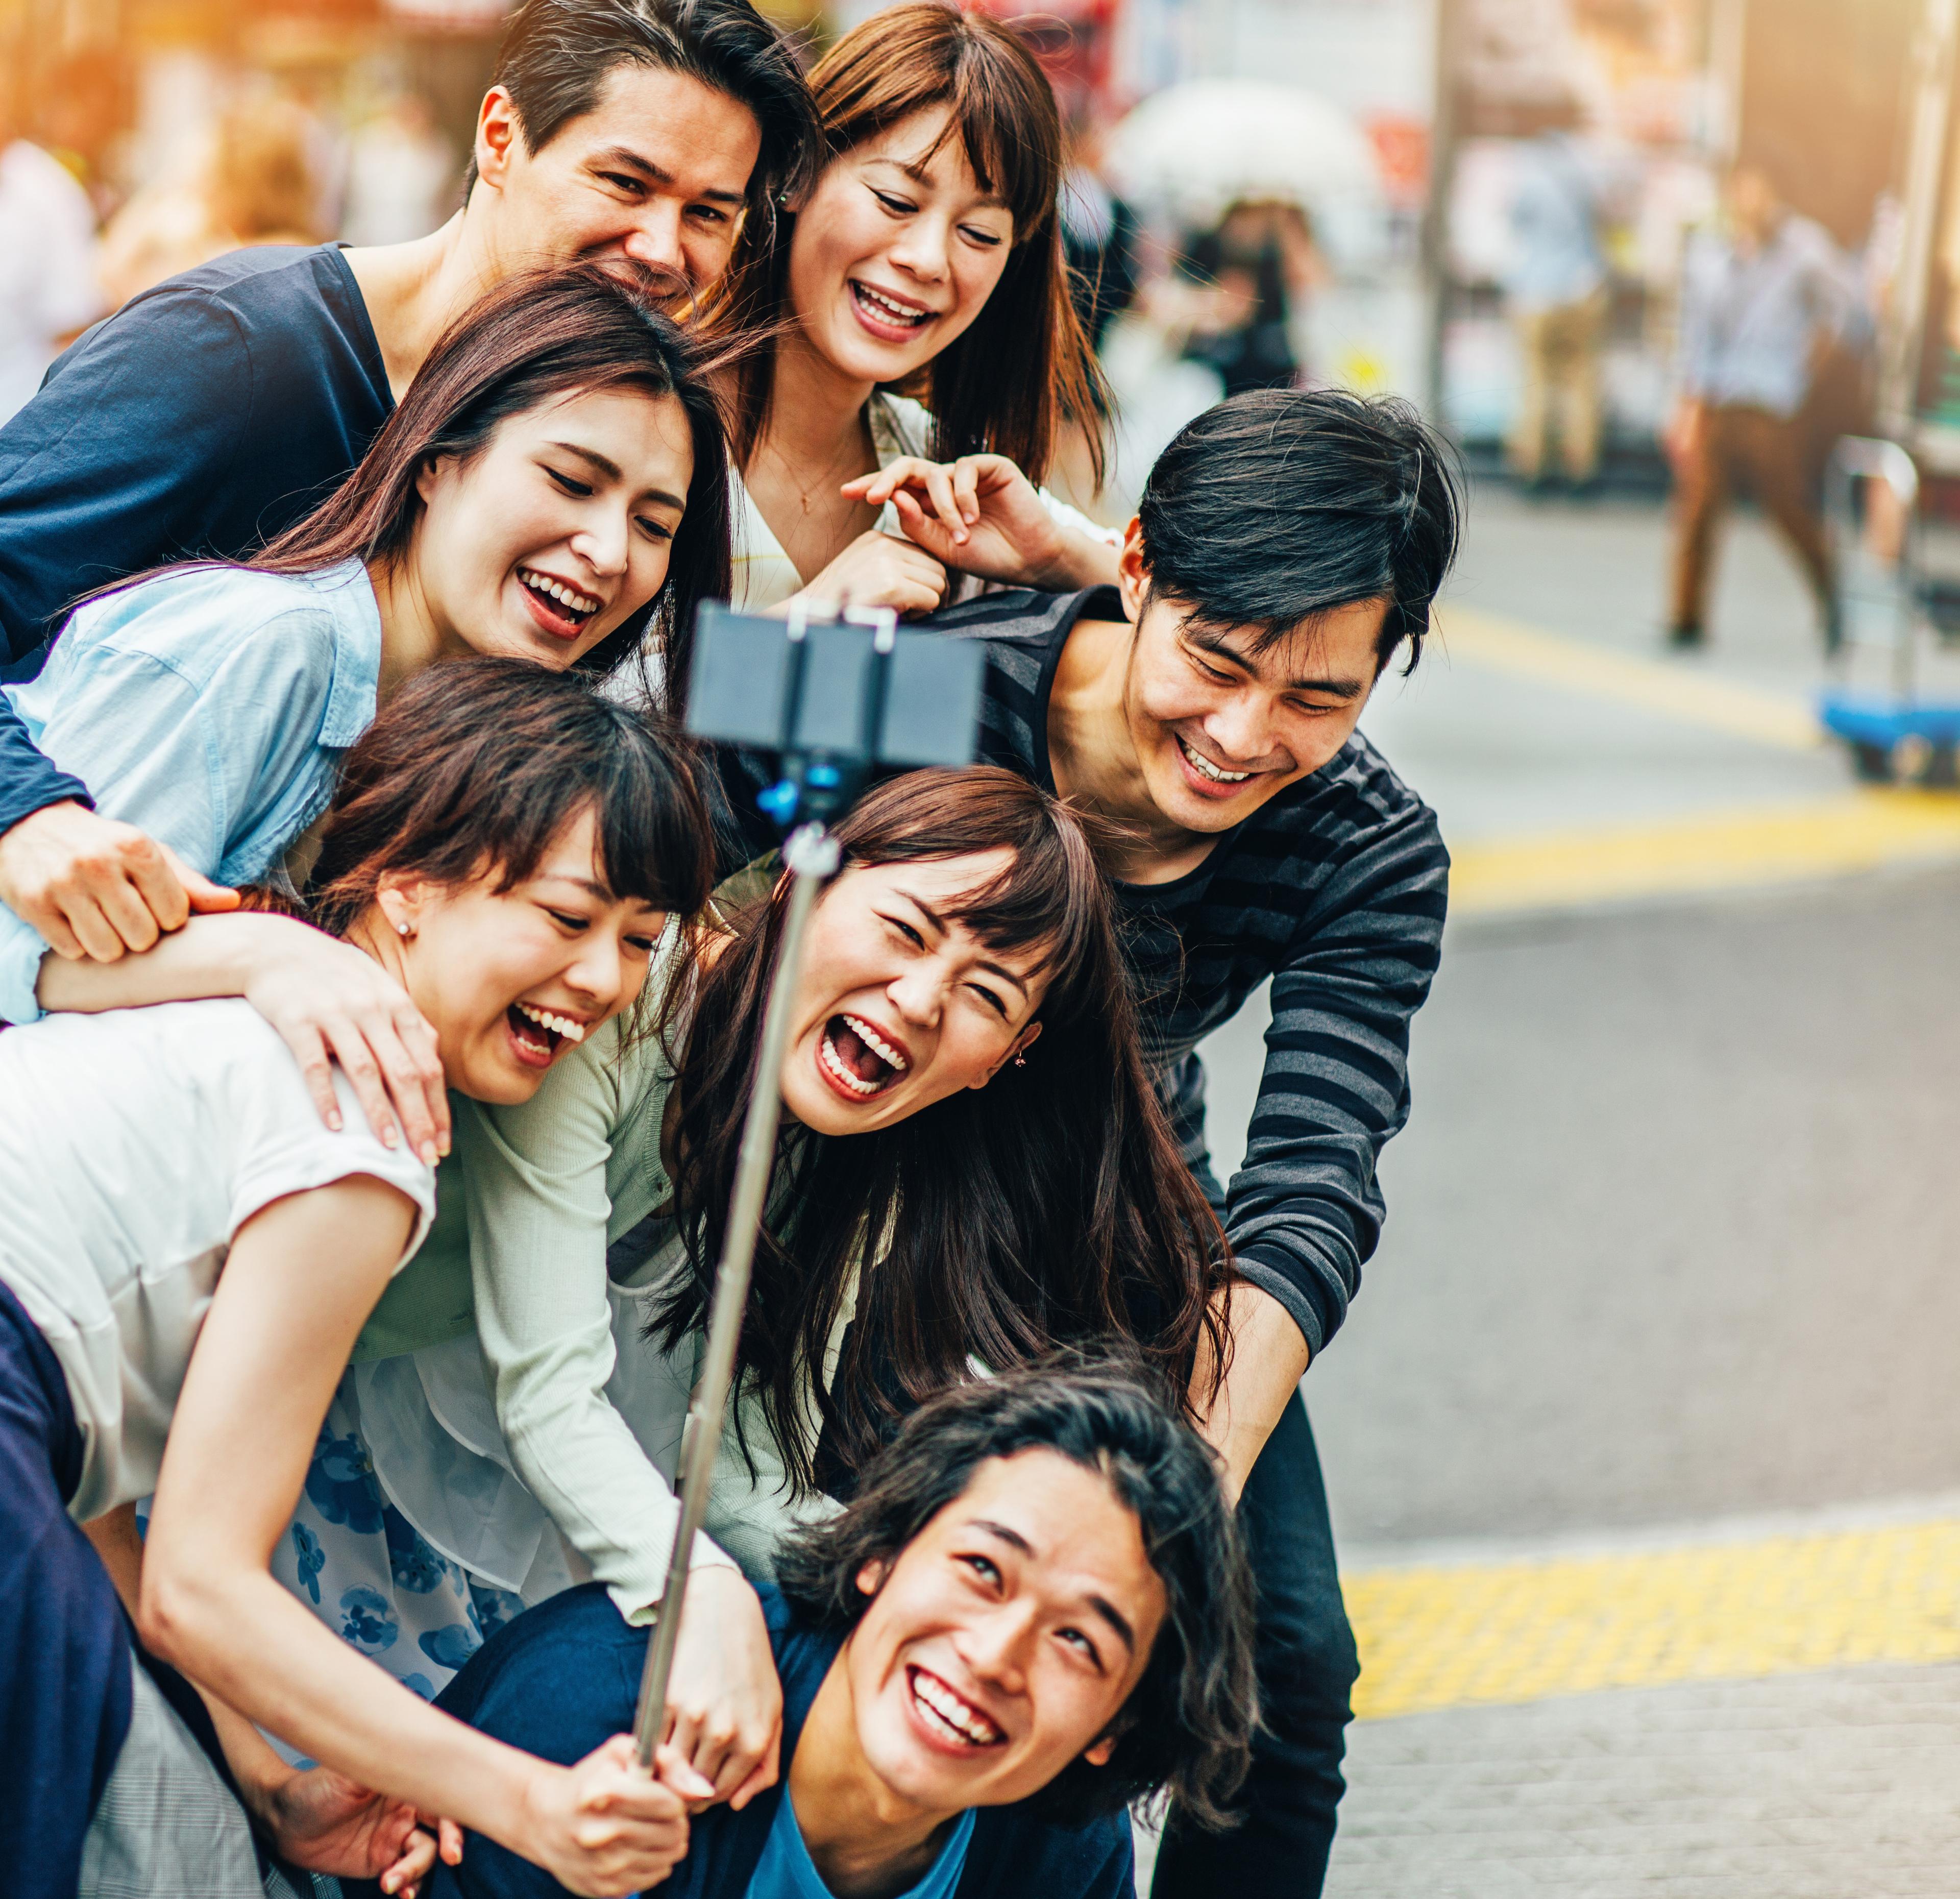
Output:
[159, 842, 240, 912]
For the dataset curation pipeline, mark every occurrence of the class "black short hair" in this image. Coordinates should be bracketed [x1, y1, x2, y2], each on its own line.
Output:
[772, 1359, 1258, 1831]
[469, 0, 820, 221]
[1138, 387, 1464, 675]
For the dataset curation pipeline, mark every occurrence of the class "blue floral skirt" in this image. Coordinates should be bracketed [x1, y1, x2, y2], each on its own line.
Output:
[260, 1386, 526, 1761]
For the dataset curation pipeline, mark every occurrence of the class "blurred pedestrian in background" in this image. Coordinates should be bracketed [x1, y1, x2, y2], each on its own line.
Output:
[339, 91, 458, 247]
[1059, 117, 1136, 351]
[97, 92, 324, 309]
[1177, 196, 1323, 396]
[1665, 161, 1870, 650]
[0, 76, 107, 425]
[1501, 103, 1607, 493]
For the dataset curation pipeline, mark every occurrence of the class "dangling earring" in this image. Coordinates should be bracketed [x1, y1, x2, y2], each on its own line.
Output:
[1012, 1050, 1027, 1067]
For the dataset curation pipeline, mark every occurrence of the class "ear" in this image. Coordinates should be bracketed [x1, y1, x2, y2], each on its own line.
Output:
[474, 84, 524, 194]
[854, 1557, 890, 1599]
[413, 455, 444, 508]
[969, 1018, 1042, 1091]
[1115, 521, 1148, 625]
[374, 872, 438, 943]
[1081, 1734, 1118, 1767]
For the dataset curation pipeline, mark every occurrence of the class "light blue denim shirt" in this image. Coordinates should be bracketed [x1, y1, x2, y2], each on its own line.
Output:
[0, 557, 382, 1023]
[1677, 213, 1869, 419]
[1502, 134, 1605, 313]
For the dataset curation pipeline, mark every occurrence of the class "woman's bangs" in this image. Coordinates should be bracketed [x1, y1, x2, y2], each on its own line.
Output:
[594, 749, 710, 917]
[934, 835, 1095, 983]
[948, 57, 1054, 236]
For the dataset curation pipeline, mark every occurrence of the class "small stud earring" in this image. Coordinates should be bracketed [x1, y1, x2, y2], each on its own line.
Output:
[396, 920, 412, 939]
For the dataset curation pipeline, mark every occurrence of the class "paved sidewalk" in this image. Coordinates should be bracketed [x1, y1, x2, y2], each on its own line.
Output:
[1329, 1661, 1960, 1898]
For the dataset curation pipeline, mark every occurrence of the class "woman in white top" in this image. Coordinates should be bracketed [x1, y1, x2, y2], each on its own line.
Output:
[7, 659, 715, 1899]
[707, 3, 1124, 621]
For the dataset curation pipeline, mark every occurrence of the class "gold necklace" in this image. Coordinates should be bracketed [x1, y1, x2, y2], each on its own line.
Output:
[762, 424, 869, 516]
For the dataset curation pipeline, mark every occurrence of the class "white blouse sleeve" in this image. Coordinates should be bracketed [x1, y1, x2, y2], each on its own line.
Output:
[458, 1025, 737, 1627]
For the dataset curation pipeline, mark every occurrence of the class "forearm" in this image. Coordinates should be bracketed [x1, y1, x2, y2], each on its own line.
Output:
[1031, 492, 1123, 591]
[1033, 524, 1121, 591]
[498, 1334, 740, 1620]
[84, 1503, 311, 1820]
[144, 1559, 541, 1846]
[37, 910, 291, 1011]
[1194, 1280, 1312, 1504]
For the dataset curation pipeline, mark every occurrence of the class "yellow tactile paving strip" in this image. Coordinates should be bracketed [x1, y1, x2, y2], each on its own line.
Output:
[1451, 790, 1960, 917]
[1344, 1518, 1960, 1722]
[1437, 606, 1823, 751]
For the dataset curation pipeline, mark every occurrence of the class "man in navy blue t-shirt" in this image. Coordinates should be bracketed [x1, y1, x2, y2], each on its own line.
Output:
[424, 1367, 1256, 1899]
[0, 0, 817, 994]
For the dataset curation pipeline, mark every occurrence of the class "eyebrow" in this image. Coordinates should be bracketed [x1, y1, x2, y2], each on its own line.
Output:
[546, 443, 688, 513]
[892, 888, 1031, 996]
[867, 152, 1010, 211]
[1185, 626, 1367, 700]
[594, 143, 746, 206]
[968, 1518, 1138, 1654]
[533, 871, 619, 903]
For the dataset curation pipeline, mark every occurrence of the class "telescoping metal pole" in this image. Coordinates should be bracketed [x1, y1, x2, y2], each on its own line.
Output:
[632, 818, 841, 1767]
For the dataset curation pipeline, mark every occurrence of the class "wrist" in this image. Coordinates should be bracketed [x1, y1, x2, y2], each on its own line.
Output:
[230, 911, 316, 988]
[233, 1753, 300, 1832]
[511, 1757, 568, 1861]
[1031, 526, 1105, 592]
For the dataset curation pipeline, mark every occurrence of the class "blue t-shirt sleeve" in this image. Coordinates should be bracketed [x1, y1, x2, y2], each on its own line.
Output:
[0, 702, 84, 837]
[0, 286, 253, 835]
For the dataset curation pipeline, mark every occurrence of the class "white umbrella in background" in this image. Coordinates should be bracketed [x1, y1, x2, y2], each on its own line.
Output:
[1106, 79, 1381, 234]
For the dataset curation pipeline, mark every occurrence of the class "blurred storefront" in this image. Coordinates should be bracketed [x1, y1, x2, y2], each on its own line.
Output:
[1436, 0, 1918, 470]
[1434, 0, 1726, 464]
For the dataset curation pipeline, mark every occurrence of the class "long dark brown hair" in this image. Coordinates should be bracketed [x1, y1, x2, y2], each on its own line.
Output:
[718, 2, 1110, 486]
[656, 768, 1228, 1494]
[254, 263, 735, 705]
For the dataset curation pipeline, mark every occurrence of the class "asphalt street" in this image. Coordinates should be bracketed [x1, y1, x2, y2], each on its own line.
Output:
[1186, 483, 1960, 1893]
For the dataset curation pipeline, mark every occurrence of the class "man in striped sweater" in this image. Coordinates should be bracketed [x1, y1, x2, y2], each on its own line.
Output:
[911, 389, 1462, 1898]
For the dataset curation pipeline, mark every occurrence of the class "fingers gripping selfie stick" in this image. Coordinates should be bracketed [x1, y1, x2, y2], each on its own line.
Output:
[632, 600, 985, 1769]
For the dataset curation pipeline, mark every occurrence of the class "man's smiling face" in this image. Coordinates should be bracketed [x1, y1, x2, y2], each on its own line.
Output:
[1116, 532, 1387, 835]
[842, 1450, 1166, 1816]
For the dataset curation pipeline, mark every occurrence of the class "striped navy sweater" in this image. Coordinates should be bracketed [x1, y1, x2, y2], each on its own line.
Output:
[710, 587, 1449, 1357]
[946, 587, 1448, 1356]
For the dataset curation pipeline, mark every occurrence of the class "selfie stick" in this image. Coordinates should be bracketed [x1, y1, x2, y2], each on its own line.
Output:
[631, 601, 984, 1770]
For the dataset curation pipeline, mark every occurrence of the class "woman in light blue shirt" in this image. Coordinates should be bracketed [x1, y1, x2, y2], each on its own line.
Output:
[0, 263, 731, 1074]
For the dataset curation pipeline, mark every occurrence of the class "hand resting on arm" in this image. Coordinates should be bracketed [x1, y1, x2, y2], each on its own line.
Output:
[0, 798, 238, 960]
[37, 910, 451, 1166]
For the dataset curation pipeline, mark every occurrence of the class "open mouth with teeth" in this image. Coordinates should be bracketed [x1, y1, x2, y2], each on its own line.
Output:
[906, 1665, 1004, 1750]
[818, 1012, 909, 1102]
[849, 279, 935, 339]
[505, 1000, 587, 1070]
[1175, 732, 1254, 788]
[516, 566, 603, 643]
